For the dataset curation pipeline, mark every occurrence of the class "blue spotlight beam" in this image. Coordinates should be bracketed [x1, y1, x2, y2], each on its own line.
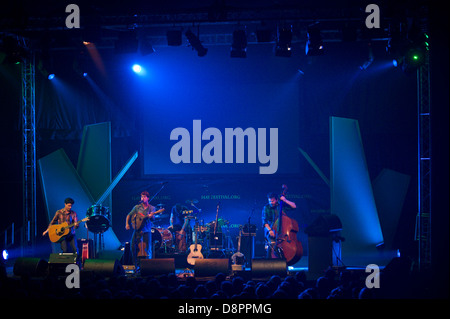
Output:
[330, 117, 384, 254]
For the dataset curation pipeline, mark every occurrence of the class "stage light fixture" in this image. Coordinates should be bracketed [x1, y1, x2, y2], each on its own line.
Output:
[230, 29, 247, 58]
[185, 30, 208, 57]
[48, 73, 55, 80]
[2, 249, 8, 260]
[274, 25, 292, 57]
[305, 26, 324, 56]
[132, 64, 142, 73]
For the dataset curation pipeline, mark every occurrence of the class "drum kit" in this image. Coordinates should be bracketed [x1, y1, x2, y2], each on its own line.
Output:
[148, 200, 233, 256]
[83, 199, 234, 256]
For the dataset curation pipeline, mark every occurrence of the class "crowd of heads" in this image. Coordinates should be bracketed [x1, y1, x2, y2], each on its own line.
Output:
[1, 256, 427, 299]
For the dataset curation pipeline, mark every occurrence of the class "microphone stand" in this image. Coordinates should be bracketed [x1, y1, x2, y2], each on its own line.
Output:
[146, 182, 168, 259]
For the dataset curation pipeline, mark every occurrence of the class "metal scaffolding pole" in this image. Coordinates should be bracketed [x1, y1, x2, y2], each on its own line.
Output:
[21, 47, 37, 255]
[416, 50, 432, 270]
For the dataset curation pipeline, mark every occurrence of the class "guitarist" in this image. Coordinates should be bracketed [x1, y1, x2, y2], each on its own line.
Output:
[43, 197, 79, 253]
[125, 191, 156, 264]
[262, 192, 296, 259]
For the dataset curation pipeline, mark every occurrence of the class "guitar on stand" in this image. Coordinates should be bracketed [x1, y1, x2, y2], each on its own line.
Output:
[187, 219, 204, 266]
[231, 228, 245, 271]
[133, 208, 165, 258]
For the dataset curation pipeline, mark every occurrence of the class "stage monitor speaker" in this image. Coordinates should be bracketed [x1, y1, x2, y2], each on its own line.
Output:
[194, 258, 229, 277]
[140, 258, 175, 276]
[83, 259, 124, 277]
[251, 259, 286, 278]
[13, 257, 48, 277]
[48, 253, 78, 276]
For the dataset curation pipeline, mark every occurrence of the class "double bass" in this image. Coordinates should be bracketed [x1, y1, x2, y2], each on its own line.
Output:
[267, 185, 303, 265]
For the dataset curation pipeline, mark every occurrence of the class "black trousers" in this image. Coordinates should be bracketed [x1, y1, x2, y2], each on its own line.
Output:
[60, 233, 78, 254]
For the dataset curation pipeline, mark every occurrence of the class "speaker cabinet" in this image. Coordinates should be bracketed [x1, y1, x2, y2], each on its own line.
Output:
[194, 258, 229, 277]
[251, 259, 286, 278]
[13, 257, 48, 277]
[48, 253, 78, 276]
[140, 258, 175, 276]
[83, 259, 124, 277]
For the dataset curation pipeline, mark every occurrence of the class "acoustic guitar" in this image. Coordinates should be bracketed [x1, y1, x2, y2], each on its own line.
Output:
[131, 208, 165, 230]
[187, 222, 203, 265]
[48, 217, 89, 243]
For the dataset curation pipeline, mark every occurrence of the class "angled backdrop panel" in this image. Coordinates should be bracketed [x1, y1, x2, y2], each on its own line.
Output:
[330, 116, 384, 256]
[38, 148, 96, 253]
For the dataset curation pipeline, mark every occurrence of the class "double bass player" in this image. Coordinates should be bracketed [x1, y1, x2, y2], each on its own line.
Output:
[262, 186, 303, 264]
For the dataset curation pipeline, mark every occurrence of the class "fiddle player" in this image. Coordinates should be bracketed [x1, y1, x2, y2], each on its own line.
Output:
[262, 192, 296, 259]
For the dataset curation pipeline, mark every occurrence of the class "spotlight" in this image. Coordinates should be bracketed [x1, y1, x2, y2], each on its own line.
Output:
[83, 72, 88, 77]
[305, 26, 324, 56]
[48, 73, 55, 80]
[185, 30, 208, 57]
[2, 249, 8, 260]
[132, 64, 142, 73]
[275, 25, 292, 57]
[230, 29, 247, 58]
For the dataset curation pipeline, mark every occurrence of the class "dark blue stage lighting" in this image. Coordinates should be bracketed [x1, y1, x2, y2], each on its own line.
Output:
[48, 73, 55, 80]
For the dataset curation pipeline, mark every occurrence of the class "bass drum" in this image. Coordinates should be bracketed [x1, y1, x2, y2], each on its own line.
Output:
[86, 205, 111, 233]
[151, 227, 173, 250]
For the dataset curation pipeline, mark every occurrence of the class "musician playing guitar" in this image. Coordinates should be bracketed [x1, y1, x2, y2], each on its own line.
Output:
[43, 197, 79, 253]
[126, 191, 161, 265]
[262, 191, 297, 259]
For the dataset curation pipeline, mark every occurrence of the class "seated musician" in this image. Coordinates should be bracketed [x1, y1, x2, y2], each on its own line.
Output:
[169, 203, 190, 252]
[262, 192, 296, 259]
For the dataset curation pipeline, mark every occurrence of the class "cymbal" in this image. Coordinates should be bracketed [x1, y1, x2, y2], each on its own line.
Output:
[185, 199, 199, 204]
[156, 203, 166, 207]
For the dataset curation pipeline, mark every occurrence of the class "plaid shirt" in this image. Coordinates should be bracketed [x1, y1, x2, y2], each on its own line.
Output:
[262, 203, 294, 231]
[127, 203, 155, 232]
[49, 209, 78, 235]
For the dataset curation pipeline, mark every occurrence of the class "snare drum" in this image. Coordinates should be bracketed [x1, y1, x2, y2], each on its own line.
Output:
[86, 205, 111, 233]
